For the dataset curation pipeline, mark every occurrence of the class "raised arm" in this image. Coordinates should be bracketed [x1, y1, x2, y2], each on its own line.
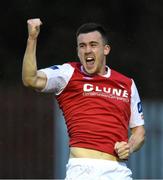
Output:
[22, 18, 47, 90]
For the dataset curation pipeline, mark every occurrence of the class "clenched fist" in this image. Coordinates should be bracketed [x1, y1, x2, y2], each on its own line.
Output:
[27, 18, 42, 40]
[114, 141, 131, 160]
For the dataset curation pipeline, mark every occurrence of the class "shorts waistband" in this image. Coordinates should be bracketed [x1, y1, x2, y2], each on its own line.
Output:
[68, 158, 126, 166]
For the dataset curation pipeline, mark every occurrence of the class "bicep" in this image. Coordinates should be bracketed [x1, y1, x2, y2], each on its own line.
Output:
[34, 71, 47, 90]
[130, 125, 145, 135]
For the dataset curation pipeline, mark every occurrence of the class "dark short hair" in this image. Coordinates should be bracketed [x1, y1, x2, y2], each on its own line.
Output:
[76, 22, 108, 44]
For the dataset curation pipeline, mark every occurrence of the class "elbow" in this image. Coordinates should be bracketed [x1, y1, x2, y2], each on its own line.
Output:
[22, 76, 36, 88]
[22, 78, 29, 87]
[22, 75, 30, 87]
[139, 126, 146, 148]
[130, 125, 146, 152]
[141, 129, 146, 146]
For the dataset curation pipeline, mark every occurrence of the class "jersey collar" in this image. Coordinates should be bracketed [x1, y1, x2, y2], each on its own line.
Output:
[81, 65, 111, 78]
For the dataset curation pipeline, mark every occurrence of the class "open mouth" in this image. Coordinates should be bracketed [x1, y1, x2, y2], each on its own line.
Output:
[86, 57, 95, 66]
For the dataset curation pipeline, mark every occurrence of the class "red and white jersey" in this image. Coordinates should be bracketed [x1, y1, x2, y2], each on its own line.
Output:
[39, 62, 144, 156]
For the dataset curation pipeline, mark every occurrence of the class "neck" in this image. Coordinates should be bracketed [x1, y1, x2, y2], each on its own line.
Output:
[81, 65, 108, 76]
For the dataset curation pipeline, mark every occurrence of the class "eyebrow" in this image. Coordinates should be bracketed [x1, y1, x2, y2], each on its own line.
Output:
[78, 41, 99, 45]
[90, 41, 99, 45]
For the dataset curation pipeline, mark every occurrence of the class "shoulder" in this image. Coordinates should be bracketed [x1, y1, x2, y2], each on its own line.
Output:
[66, 62, 82, 69]
[45, 61, 79, 75]
[49, 61, 81, 72]
[111, 69, 131, 79]
[111, 69, 132, 84]
[38, 61, 78, 81]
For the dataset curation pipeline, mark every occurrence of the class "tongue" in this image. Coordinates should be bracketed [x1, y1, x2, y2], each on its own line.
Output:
[86, 60, 94, 65]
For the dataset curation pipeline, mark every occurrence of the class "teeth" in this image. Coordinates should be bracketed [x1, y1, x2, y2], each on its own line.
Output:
[86, 57, 94, 61]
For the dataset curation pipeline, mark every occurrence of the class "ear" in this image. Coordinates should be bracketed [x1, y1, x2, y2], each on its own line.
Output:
[76, 46, 79, 57]
[104, 45, 111, 55]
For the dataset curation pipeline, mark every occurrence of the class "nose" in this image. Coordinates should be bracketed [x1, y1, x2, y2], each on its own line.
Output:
[85, 45, 92, 53]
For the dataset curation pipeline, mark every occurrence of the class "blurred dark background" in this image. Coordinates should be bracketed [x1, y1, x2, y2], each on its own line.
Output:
[0, 0, 163, 179]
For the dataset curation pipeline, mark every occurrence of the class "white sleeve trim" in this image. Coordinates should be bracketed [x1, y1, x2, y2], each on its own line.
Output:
[129, 79, 145, 128]
[38, 63, 74, 95]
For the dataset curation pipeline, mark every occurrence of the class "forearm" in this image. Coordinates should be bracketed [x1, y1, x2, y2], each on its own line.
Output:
[128, 126, 145, 154]
[22, 38, 38, 87]
[114, 126, 145, 160]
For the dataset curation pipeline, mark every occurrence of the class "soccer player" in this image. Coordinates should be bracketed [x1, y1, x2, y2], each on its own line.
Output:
[22, 18, 145, 180]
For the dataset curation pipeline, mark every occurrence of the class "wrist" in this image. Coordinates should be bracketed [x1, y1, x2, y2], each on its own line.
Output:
[129, 143, 134, 154]
[28, 36, 37, 41]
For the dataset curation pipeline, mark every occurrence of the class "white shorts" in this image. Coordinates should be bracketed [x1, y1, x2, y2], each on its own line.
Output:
[65, 158, 132, 180]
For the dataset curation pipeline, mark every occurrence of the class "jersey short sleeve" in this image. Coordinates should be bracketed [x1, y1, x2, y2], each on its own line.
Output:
[129, 79, 145, 128]
[38, 63, 74, 95]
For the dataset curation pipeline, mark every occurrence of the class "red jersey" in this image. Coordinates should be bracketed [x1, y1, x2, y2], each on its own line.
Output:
[39, 62, 144, 156]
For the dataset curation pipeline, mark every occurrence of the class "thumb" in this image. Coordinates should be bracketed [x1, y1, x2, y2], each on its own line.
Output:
[114, 142, 120, 151]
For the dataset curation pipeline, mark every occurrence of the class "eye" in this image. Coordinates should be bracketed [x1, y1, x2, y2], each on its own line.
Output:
[79, 43, 85, 48]
[91, 43, 98, 47]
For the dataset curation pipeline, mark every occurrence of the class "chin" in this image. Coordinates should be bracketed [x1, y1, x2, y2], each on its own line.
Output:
[83, 65, 97, 75]
[85, 69, 96, 75]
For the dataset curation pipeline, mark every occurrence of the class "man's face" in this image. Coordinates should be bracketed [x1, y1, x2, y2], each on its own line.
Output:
[77, 31, 110, 75]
